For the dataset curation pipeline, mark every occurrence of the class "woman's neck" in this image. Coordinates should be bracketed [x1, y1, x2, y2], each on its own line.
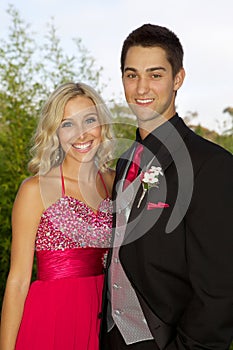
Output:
[61, 158, 98, 183]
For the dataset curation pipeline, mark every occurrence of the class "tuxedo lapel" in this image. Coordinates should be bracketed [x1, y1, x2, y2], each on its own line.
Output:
[123, 118, 192, 244]
[106, 143, 138, 267]
[122, 146, 174, 245]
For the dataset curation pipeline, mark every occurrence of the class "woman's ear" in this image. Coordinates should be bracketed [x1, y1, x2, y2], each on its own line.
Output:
[174, 68, 185, 91]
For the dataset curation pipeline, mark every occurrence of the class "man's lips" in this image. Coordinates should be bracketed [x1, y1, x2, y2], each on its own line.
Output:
[135, 98, 154, 105]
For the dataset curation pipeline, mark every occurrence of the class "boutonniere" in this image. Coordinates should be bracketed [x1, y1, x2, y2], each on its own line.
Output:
[137, 166, 164, 208]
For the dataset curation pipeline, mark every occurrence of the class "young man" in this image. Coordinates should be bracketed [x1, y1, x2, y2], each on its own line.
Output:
[101, 24, 233, 349]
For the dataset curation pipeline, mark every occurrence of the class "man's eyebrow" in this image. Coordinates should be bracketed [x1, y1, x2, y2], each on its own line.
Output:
[124, 67, 137, 73]
[146, 66, 166, 72]
[124, 66, 166, 73]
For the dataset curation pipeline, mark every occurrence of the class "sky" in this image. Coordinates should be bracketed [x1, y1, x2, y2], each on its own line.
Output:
[0, 0, 233, 132]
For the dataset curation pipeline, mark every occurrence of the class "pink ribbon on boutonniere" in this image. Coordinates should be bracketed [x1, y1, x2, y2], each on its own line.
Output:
[147, 202, 170, 210]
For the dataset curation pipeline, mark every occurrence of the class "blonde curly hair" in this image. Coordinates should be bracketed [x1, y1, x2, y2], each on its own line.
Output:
[28, 82, 114, 175]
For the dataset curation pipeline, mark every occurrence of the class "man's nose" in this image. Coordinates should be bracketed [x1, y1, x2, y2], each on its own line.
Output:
[136, 77, 150, 95]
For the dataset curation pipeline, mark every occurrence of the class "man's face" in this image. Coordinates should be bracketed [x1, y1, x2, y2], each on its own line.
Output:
[122, 45, 185, 125]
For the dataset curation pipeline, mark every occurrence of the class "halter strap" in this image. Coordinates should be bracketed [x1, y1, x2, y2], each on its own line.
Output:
[98, 171, 109, 198]
[60, 164, 65, 197]
[59, 165, 109, 198]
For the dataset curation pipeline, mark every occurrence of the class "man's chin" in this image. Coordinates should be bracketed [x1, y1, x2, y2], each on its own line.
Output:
[129, 103, 156, 119]
[132, 107, 163, 123]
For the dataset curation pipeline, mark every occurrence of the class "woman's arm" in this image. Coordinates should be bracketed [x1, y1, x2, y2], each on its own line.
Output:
[0, 176, 43, 350]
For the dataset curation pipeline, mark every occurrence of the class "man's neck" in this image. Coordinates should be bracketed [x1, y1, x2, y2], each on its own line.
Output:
[138, 113, 175, 140]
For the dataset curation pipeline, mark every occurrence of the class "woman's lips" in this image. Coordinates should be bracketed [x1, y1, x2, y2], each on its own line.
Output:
[72, 141, 93, 152]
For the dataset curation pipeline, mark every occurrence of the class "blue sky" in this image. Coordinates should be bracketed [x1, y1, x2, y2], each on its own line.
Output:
[1, 0, 233, 131]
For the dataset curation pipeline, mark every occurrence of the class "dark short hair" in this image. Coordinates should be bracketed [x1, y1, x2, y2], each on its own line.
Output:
[120, 24, 184, 77]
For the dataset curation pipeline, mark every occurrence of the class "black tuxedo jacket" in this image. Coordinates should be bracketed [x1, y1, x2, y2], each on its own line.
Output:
[101, 117, 233, 349]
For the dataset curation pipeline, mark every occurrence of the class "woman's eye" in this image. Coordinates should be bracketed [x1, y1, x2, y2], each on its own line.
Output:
[85, 116, 97, 124]
[61, 121, 73, 128]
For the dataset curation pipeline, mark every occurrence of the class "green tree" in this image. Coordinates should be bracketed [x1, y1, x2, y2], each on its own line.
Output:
[223, 107, 233, 134]
[0, 4, 104, 304]
[184, 110, 233, 154]
[220, 107, 233, 153]
[0, 8, 233, 348]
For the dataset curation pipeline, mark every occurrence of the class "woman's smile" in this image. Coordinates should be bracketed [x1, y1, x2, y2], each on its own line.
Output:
[72, 140, 93, 152]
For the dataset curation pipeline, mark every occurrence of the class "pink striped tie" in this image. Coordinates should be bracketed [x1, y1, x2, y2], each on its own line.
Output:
[123, 144, 143, 190]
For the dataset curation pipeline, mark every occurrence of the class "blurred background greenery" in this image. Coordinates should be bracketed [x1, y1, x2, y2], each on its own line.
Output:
[0, 5, 232, 348]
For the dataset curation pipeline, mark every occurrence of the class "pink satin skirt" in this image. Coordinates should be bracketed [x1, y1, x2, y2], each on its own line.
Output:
[15, 247, 108, 350]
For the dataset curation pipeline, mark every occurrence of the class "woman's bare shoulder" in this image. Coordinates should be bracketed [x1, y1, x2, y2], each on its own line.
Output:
[19, 168, 61, 205]
[14, 176, 42, 208]
[12, 175, 44, 225]
[19, 175, 40, 195]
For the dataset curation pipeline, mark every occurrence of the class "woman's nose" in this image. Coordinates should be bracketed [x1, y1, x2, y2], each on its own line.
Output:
[78, 130, 87, 140]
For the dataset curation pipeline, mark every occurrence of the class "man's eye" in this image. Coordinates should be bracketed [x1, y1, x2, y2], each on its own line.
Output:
[152, 74, 161, 79]
[61, 121, 73, 128]
[126, 73, 137, 79]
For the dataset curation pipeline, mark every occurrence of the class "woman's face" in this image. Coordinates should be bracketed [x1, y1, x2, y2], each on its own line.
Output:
[58, 95, 102, 164]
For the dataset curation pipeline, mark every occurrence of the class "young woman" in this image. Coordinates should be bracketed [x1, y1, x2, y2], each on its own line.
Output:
[0, 82, 115, 349]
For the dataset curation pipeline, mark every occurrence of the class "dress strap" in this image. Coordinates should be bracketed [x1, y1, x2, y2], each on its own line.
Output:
[59, 164, 65, 197]
[98, 171, 109, 198]
[60, 165, 108, 198]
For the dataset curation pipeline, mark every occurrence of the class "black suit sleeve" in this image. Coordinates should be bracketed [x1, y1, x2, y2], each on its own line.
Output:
[167, 151, 233, 349]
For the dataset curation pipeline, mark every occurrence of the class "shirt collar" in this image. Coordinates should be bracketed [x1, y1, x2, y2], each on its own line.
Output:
[135, 113, 180, 165]
[136, 114, 179, 146]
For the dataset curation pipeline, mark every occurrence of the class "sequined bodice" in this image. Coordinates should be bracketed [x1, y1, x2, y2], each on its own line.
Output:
[36, 196, 112, 251]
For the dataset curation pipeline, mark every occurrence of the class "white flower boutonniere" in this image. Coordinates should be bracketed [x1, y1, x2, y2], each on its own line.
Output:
[137, 166, 163, 208]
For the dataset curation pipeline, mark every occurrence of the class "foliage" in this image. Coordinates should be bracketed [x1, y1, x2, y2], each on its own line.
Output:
[193, 124, 233, 153]
[0, 4, 104, 304]
[0, 8, 232, 348]
[223, 107, 233, 135]
[110, 102, 137, 164]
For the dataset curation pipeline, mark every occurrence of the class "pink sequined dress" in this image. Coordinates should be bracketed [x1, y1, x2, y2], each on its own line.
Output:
[15, 169, 112, 350]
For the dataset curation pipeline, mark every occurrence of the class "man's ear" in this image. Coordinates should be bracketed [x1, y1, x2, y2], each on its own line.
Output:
[174, 68, 185, 91]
